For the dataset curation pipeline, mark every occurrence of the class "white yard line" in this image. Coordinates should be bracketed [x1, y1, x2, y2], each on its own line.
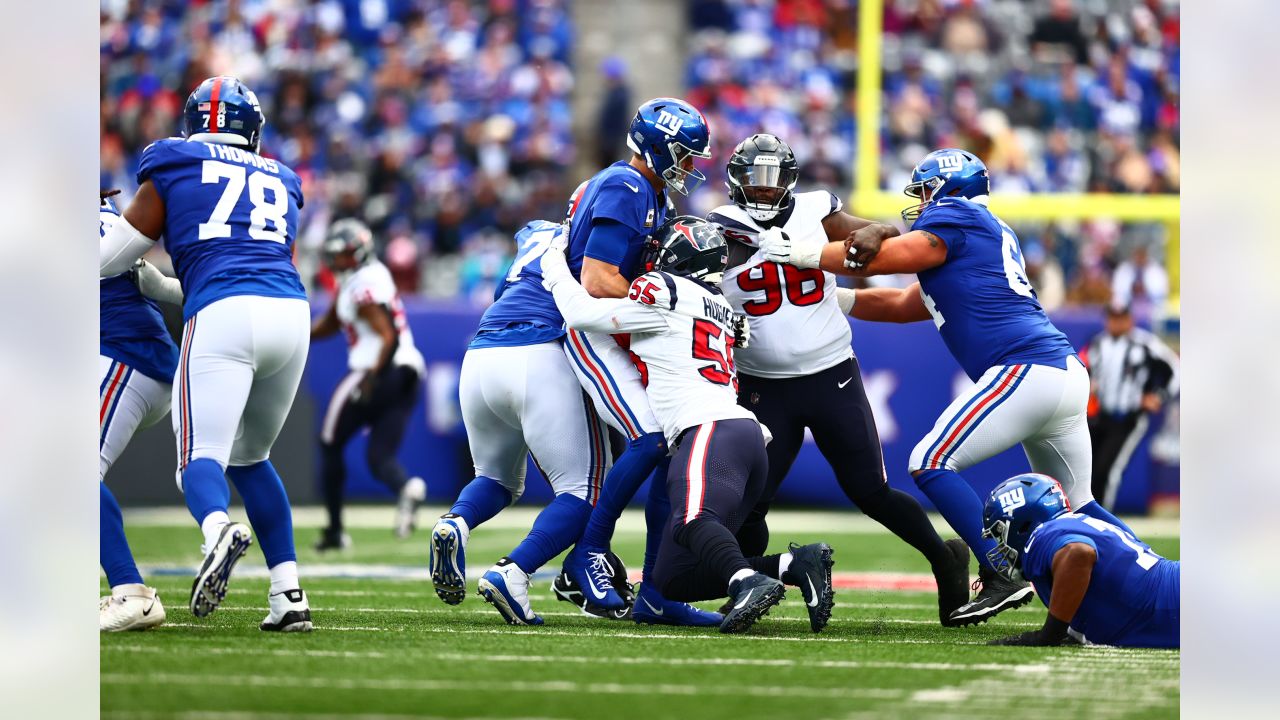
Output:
[100, 672, 905, 701]
[104, 644, 1052, 674]
[122, 506, 1181, 537]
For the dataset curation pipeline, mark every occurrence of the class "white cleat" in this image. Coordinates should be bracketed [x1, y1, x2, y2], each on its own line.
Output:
[478, 558, 544, 626]
[394, 477, 427, 539]
[190, 522, 253, 618]
[100, 584, 166, 632]
[260, 588, 313, 632]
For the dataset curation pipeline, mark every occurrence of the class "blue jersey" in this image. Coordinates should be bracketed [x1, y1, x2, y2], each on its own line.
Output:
[137, 138, 307, 320]
[913, 199, 1076, 381]
[471, 162, 666, 350]
[99, 200, 179, 383]
[1022, 513, 1179, 648]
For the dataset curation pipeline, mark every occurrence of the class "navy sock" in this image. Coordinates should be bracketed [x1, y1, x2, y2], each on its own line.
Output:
[913, 468, 999, 569]
[182, 458, 230, 525]
[449, 476, 512, 530]
[642, 461, 671, 581]
[508, 493, 592, 574]
[227, 460, 296, 568]
[100, 483, 143, 587]
[578, 432, 666, 551]
[1076, 500, 1136, 536]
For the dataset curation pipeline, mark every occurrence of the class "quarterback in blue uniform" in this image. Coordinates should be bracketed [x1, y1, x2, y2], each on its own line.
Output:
[99, 192, 181, 632]
[431, 98, 720, 627]
[761, 148, 1132, 626]
[100, 76, 312, 632]
[982, 474, 1179, 648]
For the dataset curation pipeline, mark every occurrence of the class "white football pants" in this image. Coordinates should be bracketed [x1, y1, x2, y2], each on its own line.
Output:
[909, 356, 1097, 508]
[100, 355, 171, 480]
[562, 328, 661, 441]
[459, 341, 610, 502]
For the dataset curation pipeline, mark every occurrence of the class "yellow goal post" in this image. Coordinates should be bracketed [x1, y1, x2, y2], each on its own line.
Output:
[853, 0, 1180, 313]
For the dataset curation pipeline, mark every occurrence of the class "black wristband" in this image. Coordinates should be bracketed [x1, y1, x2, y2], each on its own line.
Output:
[1039, 614, 1071, 645]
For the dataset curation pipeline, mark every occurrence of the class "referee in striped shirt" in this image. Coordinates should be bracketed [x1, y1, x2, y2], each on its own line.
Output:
[1083, 303, 1179, 509]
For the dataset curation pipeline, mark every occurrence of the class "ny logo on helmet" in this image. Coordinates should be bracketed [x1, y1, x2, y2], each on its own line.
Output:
[936, 153, 964, 174]
[654, 110, 685, 138]
[997, 487, 1026, 516]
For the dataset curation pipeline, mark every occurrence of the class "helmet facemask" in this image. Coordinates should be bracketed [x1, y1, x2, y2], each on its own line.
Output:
[982, 518, 1024, 582]
[660, 140, 711, 195]
[901, 174, 946, 223]
[728, 157, 797, 222]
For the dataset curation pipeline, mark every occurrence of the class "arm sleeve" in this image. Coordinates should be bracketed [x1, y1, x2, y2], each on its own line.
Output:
[583, 218, 639, 268]
[549, 275, 668, 334]
[912, 204, 968, 255]
[100, 215, 159, 277]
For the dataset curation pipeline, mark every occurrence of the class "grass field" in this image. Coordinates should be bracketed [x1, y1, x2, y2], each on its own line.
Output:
[101, 507, 1180, 720]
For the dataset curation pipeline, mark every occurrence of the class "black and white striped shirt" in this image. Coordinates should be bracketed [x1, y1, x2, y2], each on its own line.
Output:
[1084, 328, 1179, 416]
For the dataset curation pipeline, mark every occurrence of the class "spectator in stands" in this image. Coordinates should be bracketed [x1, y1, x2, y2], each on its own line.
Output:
[594, 57, 632, 169]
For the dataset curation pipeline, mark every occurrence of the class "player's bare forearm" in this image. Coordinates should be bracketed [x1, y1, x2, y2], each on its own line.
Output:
[822, 213, 900, 270]
[1047, 542, 1097, 625]
[550, 276, 641, 334]
[817, 241, 856, 275]
[580, 257, 630, 298]
[850, 283, 931, 323]
[123, 181, 167, 240]
[855, 230, 948, 276]
[311, 304, 340, 341]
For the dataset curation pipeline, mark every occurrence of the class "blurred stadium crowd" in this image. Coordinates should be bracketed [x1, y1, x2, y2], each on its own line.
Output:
[100, 0, 1178, 315]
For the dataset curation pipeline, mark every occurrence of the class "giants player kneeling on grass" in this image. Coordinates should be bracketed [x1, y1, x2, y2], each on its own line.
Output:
[542, 216, 836, 634]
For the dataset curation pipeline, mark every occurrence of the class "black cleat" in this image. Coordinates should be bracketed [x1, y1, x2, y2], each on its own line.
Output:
[948, 565, 1035, 626]
[720, 574, 785, 634]
[781, 542, 835, 633]
[552, 550, 634, 620]
[313, 527, 352, 553]
[935, 539, 972, 627]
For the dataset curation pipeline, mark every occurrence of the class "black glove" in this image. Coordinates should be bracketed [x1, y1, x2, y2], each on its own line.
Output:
[989, 630, 1049, 647]
[730, 313, 751, 350]
[989, 614, 1070, 647]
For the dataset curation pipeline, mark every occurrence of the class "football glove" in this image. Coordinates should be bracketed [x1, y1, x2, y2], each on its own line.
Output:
[730, 313, 751, 349]
[760, 226, 826, 269]
[130, 259, 185, 305]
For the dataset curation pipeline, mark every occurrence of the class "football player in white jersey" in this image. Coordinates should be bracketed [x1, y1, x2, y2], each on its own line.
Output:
[541, 216, 837, 634]
[310, 219, 427, 551]
[708, 134, 971, 626]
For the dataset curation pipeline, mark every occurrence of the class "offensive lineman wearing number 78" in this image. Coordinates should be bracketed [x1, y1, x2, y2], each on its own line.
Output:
[99, 76, 313, 632]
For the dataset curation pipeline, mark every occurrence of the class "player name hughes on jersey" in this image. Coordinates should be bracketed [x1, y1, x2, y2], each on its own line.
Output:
[336, 261, 425, 374]
[100, 199, 179, 382]
[137, 138, 307, 320]
[548, 265, 757, 447]
[473, 162, 667, 350]
[911, 198, 1076, 381]
[711, 191, 852, 378]
[1022, 513, 1179, 648]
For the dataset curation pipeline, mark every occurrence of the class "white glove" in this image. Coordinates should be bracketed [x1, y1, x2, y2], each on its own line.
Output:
[131, 259, 184, 305]
[759, 226, 825, 269]
[539, 245, 571, 291]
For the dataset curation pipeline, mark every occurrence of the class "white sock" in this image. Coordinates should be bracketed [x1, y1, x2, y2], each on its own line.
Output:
[778, 552, 794, 579]
[269, 561, 299, 595]
[200, 511, 230, 551]
[729, 568, 756, 587]
[111, 583, 149, 598]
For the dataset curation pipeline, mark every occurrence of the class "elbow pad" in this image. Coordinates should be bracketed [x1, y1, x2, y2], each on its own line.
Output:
[101, 215, 158, 277]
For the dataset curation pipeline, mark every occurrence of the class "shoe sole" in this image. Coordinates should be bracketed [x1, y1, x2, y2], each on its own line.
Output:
[936, 539, 973, 627]
[719, 583, 786, 634]
[430, 524, 466, 605]
[477, 577, 541, 626]
[793, 544, 836, 633]
[262, 609, 313, 633]
[189, 526, 253, 618]
[947, 585, 1036, 627]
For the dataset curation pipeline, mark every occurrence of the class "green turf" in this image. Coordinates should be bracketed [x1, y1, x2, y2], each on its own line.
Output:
[102, 511, 1179, 719]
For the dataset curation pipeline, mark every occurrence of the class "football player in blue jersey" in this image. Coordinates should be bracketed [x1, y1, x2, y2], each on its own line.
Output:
[982, 474, 1179, 648]
[760, 148, 1133, 626]
[99, 191, 182, 632]
[100, 76, 313, 632]
[430, 98, 721, 627]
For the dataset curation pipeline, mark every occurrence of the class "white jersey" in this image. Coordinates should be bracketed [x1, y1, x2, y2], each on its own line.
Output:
[710, 191, 853, 379]
[550, 270, 759, 446]
[336, 261, 425, 374]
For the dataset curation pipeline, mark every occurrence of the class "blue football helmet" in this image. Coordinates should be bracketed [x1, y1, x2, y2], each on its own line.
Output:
[901, 148, 990, 222]
[183, 76, 265, 152]
[982, 473, 1070, 580]
[626, 98, 712, 196]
